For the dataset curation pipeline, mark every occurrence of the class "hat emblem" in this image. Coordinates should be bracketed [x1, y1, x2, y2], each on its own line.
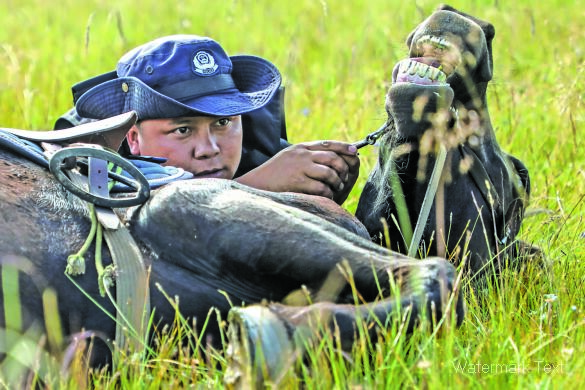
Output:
[193, 51, 218, 75]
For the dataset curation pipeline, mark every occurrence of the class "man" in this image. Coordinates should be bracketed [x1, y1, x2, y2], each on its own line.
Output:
[62, 34, 360, 205]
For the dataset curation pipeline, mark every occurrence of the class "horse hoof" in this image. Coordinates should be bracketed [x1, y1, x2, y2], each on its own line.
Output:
[225, 305, 298, 388]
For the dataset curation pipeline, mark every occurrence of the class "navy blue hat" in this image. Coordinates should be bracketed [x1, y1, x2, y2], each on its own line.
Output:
[76, 35, 282, 120]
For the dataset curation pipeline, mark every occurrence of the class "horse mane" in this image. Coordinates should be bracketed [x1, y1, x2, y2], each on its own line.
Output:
[369, 115, 402, 218]
[36, 183, 89, 216]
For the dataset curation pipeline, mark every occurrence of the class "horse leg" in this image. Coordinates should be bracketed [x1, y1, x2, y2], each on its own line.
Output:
[130, 179, 464, 358]
[225, 268, 463, 386]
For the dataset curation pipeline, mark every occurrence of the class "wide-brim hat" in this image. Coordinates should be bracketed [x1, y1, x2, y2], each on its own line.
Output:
[76, 35, 282, 120]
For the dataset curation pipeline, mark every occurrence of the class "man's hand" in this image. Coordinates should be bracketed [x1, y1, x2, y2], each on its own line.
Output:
[236, 141, 360, 205]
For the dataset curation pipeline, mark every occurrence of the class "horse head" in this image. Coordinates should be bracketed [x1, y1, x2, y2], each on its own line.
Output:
[356, 5, 532, 280]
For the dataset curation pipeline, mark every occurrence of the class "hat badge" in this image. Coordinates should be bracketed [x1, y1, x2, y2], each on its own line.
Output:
[193, 50, 218, 75]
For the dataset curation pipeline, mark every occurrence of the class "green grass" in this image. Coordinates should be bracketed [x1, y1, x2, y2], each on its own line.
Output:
[0, 0, 583, 388]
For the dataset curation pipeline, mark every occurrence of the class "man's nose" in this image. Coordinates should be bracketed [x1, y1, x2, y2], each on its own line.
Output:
[193, 131, 220, 158]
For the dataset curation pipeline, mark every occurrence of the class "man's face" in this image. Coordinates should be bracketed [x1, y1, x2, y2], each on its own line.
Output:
[126, 115, 243, 180]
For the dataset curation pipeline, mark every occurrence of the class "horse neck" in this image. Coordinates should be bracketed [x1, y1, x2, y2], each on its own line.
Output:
[458, 81, 500, 149]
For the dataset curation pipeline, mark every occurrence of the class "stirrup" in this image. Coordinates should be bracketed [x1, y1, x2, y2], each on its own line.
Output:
[49, 146, 150, 208]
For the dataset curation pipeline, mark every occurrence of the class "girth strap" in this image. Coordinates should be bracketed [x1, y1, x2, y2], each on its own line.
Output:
[0, 113, 151, 359]
[47, 144, 150, 363]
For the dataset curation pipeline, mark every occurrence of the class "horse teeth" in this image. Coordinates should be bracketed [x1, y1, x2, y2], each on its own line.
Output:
[417, 34, 452, 51]
[395, 58, 447, 85]
[430, 67, 444, 81]
[398, 60, 411, 74]
[408, 62, 418, 75]
[431, 36, 449, 50]
[428, 67, 437, 80]
[417, 63, 429, 78]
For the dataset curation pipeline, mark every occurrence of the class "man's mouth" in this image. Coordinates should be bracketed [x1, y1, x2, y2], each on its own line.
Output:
[193, 168, 226, 179]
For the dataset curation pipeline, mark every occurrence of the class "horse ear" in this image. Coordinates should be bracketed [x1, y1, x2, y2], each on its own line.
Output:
[436, 4, 496, 82]
[436, 4, 494, 39]
[436, 5, 495, 52]
[476, 25, 495, 82]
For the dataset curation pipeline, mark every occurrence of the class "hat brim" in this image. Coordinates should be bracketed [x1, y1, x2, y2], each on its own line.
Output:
[76, 55, 281, 120]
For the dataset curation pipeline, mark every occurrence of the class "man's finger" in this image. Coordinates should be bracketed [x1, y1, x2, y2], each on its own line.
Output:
[305, 141, 358, 156]
[310, 151, 350, 179]
[305, 164, 344, 193]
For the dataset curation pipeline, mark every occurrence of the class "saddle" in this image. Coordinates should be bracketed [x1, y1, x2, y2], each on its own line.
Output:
[0, 111, 151, 356]
[2, 111, 136, 152]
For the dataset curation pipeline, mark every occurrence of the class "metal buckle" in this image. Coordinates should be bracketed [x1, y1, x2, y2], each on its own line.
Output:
[49, 146, 150, 208]
[352, 122, 390, 149]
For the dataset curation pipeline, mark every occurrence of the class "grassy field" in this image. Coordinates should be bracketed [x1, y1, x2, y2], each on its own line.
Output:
[0, 0, 583, 388]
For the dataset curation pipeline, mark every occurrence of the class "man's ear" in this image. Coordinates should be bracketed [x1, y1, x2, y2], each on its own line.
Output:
[126, 125, 141, 155]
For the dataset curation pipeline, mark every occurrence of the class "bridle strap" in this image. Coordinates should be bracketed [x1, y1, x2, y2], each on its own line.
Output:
[407, 144, 448, 257]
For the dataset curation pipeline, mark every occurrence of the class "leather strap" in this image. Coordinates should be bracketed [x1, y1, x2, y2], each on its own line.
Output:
[71, 167, 149, 360]
[408, 144, 448, 257]
[47, 144, 150, 361]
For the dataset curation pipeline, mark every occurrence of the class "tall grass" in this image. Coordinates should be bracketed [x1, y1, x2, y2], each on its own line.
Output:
[0, 0, 583, 388]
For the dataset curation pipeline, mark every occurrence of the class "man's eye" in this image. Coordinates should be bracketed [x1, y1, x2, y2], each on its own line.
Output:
[216, 118, 231, 127]
[173, 126, 191, 135]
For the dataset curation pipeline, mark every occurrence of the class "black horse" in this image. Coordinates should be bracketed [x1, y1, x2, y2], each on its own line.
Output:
[0, 117, 463, 378]
[356, 5, 531, 280]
